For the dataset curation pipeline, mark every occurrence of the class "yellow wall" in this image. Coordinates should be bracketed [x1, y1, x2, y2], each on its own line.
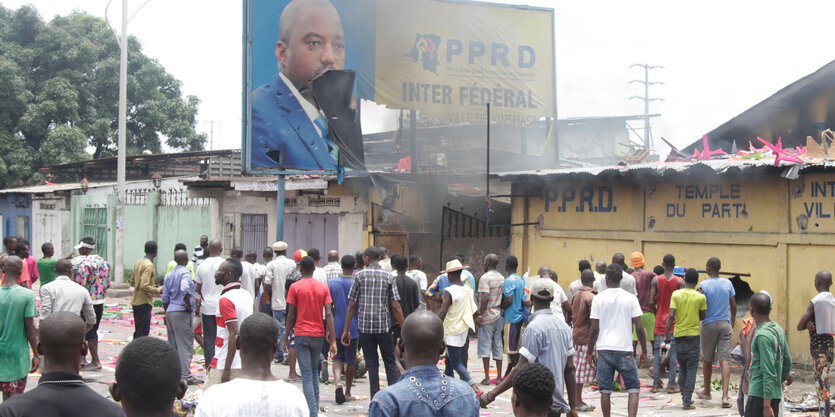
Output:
[510, 172, 835, 362]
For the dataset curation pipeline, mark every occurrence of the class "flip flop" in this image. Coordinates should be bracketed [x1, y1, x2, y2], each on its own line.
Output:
[696, 389, 711, 400]
[721, 401, 732, 408]
[335, 385, 346, 404]
[578, 403, 595, 412]
[480, 377, 491, 386]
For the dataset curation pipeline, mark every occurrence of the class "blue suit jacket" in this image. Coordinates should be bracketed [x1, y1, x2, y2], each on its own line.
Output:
[251, 76, 337, 170]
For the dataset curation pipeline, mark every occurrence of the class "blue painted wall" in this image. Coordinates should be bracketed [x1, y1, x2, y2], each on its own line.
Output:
[0, 194, 33, 241]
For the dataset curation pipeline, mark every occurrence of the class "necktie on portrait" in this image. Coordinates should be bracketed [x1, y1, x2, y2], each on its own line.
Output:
[314, 114, 344, 183]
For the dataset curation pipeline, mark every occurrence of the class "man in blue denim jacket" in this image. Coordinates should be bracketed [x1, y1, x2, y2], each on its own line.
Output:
[369, 310, 479, 417]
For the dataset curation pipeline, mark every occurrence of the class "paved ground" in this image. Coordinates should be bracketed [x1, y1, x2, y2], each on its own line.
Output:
[2, 290, 825, 416]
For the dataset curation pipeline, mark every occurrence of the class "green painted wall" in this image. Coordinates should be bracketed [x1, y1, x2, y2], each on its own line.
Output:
[72, 191, 211, 278]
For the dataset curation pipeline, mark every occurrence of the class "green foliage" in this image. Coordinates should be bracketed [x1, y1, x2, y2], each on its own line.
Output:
[123, 268, 132, 283]
[0, 5, 206, 188]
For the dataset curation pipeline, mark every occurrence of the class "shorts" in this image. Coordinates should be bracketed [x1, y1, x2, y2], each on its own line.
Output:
[701, 320, 732, 363]
[504, 321, 524, 354]
[633, 312, 655, 342]
[596, 350, 640, 394]
[478, 316, 504, 360]
[288, 329, 295, 349]
[86, 303, 104, 341]
[574, 345, 596, 384]
[0, 377, 27, 394]
[205, 367, 242, 388]
[334, 337, 358, 365]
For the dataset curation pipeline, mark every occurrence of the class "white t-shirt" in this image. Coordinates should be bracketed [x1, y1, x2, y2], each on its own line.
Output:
[240, 261, 256, 297]
[195, 378, 308, 417]
[547, 280, 569, 321]
[589, 288, 642, 352]
[194, 256, 225, 315]
[406, 269, 428, 309]
[312, 266, 328, 284]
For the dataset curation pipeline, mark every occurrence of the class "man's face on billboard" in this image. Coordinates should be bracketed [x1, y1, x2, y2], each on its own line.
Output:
[276, 0, 346, 95]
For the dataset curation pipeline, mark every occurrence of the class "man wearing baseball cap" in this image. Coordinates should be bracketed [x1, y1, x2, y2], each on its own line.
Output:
[482, 277, 578, 416]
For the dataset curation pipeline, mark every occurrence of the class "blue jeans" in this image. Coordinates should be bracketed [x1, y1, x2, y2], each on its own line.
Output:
[596, 350, 641, 394]
[201, 314, 217, 367]
[444, 345, 475, 385]
[653, 335, 678, 388]
[359, 332, 400, 399]
[676, 336, 700, 406]
[296, 335, 324, 417]
[478, 317, 504, 360]
[272, 310, 286, 361]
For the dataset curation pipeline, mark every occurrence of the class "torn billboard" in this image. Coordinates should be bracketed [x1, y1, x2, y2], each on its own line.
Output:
[243, 0, 556, 173]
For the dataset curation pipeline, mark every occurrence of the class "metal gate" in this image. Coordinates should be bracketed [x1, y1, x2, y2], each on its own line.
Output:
[241, 214, 269, 264]
[82, 206, 108, 258]
[283, 213, 339, 255]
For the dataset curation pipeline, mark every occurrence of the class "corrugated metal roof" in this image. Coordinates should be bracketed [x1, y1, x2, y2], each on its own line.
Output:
[0, 182, 112, 194]
[493, 159, 835, 180]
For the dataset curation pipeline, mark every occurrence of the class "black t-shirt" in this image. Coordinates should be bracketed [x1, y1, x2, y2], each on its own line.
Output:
[393, 273, 421, 322]
[0, 372, 125, 417]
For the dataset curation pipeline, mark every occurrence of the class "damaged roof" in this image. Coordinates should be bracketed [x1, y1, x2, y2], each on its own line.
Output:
[493, 158, 835, 182]
[683, 59, 835, 154]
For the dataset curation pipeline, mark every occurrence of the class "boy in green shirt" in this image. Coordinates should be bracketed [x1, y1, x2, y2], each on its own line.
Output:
[664, 268, 707, 409]
[746, 292, 792, 417]
[165, 243, 195, 277]
[36, 243, 59, 286]
[0, 256, 39, 400]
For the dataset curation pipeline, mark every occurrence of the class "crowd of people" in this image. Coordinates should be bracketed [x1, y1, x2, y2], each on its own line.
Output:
[0, 234, 829, 417]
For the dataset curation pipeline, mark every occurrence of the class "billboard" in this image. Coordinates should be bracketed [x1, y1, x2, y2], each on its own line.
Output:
[243, 0, 555, 173]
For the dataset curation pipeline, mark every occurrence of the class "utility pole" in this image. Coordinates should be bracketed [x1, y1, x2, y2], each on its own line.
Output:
[114, 0, 128, 285]
[629, 63, 664, 152]
[106, 0, 151, 283]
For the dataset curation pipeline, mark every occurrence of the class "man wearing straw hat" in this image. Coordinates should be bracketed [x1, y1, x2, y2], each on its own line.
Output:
[438, 258, 480, 394]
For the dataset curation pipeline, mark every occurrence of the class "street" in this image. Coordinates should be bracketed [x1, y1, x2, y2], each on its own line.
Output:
[6, 288, 822, 417]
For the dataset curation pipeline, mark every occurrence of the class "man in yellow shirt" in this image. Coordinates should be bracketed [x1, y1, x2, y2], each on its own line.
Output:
[131, 241, 162, 339]
[664, 268, 707, 410]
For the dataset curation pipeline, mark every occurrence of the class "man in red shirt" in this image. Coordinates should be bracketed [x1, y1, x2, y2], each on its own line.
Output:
[649, 254, 684, 393]
[285, 256, 336, 417]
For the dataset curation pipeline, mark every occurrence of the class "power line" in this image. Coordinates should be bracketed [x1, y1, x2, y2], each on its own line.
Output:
[629, 63, 663, 153]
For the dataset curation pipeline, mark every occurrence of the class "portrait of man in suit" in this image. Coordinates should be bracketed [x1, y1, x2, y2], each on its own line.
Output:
[251, 0, 354, 171]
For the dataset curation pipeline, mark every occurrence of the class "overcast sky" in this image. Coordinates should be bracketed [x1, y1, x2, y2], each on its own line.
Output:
[4, 0, 834, 157]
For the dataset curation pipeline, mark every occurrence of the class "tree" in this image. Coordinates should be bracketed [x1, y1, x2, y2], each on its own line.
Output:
[0, 5, 206, 187]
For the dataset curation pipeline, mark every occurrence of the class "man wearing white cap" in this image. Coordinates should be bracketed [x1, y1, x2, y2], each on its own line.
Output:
[70, 237, 111, 370]
[263, 241, 297, 364]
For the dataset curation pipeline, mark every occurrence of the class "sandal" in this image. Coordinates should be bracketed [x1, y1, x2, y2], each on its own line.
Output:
[480, 377, 491, 386]
[721, 400, 732, 408]
[696, 389, 711, 400]
[577, 403, 595, 412]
